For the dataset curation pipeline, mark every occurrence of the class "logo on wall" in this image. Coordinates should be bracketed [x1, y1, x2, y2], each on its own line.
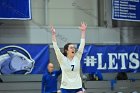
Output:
[0, 45, 35, 75]
[81, 45, 140, 73]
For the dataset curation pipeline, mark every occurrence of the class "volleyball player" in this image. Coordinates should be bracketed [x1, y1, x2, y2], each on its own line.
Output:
[51, 22, 87, 93]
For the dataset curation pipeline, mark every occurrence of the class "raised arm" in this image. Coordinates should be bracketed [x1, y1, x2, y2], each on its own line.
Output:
[76, 22, 87, 58]
[51, 26, 64, 64]
[51, 25, 57, 42]
[79, 22, 87, 39]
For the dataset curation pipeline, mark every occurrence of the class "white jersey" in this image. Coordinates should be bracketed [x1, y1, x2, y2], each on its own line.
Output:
[53, 39, 85, 89]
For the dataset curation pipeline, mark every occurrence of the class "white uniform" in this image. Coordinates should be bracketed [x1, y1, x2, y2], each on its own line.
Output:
[53, 39, 85, 89]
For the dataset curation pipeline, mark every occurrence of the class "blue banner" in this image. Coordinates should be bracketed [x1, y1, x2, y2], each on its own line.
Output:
[112, 0, 140, 21]
[81, 45, 140, 73]
[0, 0, 31, 20]
[0, 44, 49, 75]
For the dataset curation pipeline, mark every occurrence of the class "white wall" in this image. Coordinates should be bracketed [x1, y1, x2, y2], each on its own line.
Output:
[0, 0, 121, 48]
[0, 26, 120, 47]
[48, 0, 98, 26]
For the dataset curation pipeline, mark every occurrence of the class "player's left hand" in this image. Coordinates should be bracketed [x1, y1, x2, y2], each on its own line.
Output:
[79, 22, 87, 32]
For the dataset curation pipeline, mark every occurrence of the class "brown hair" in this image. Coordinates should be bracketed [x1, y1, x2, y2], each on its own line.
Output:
[63, 43, 73, 56]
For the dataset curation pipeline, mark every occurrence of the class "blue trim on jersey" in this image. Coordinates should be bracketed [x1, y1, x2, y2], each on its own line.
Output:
[61, 88, 82, 93]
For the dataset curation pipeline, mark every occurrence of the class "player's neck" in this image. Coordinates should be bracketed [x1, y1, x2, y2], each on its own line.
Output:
[67, 55, 74, 61]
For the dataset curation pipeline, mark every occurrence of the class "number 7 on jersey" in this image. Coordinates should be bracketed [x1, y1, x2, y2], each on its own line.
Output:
[71, 65, 75, 71]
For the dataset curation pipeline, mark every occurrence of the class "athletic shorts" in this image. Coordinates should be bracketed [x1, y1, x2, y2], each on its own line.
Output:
[61, 88, 83, 93]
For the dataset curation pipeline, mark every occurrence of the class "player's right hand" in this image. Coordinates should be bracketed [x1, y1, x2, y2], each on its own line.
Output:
[50, 25, 56, 35]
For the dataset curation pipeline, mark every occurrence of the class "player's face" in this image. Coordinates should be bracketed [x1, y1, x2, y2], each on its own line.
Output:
[48, 63, 54, 73]
[67, 44, 76, 57]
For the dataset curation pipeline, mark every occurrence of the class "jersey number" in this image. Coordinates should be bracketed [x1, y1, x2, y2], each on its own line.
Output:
[71, 65, 75, 71]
